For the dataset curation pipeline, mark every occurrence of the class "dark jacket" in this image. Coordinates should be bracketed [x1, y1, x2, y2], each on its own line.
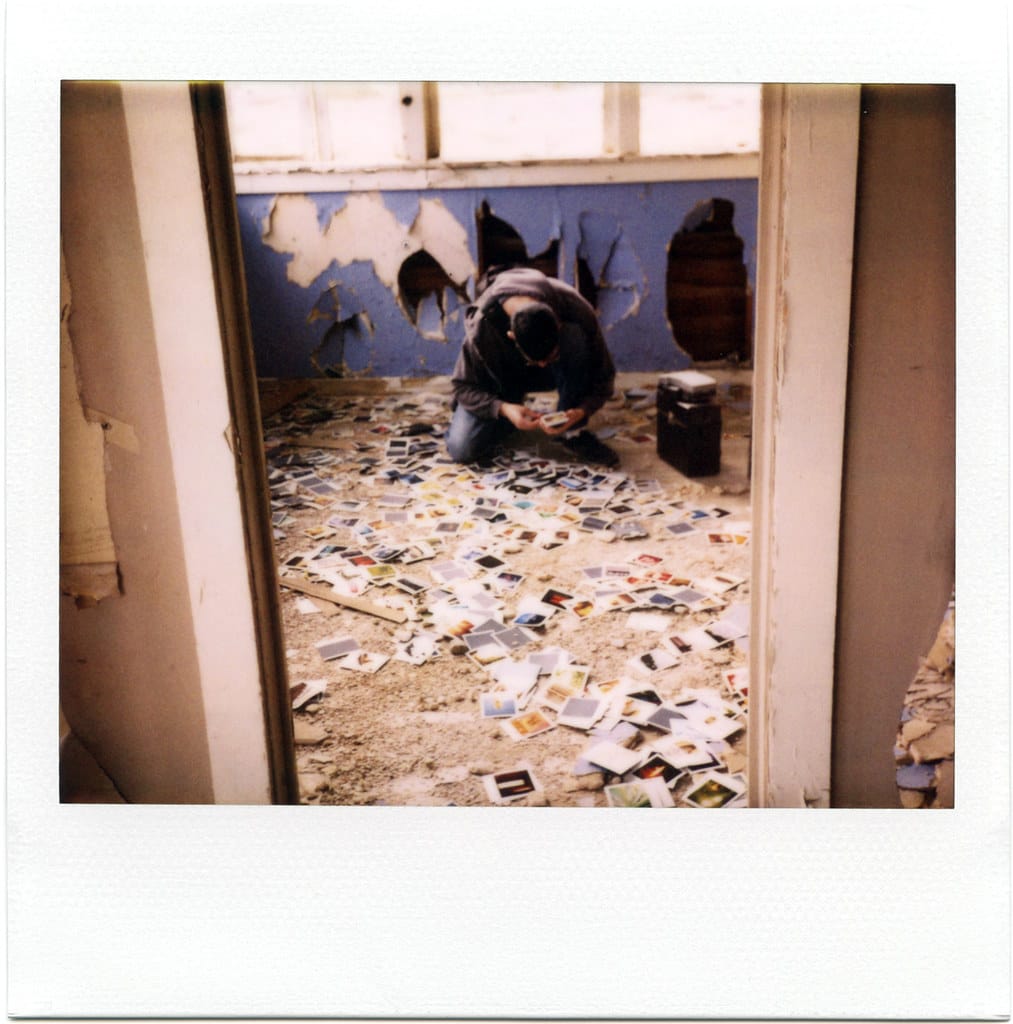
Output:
[450, 267, 616, 421]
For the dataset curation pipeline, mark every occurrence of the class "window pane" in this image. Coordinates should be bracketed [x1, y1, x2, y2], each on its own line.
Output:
[316, 82, 406, 165]
[439, 82, 604, 162]
[640, 83, 760, 156]
[225, 83, 316, 160]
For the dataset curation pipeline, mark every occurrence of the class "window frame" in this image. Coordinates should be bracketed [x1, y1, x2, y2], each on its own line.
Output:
[227, 81, 759, 194]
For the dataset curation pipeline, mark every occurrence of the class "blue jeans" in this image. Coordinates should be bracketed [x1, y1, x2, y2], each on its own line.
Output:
[446, 325, 589, 464]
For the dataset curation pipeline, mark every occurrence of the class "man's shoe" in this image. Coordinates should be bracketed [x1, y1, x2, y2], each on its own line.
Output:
[562, 430, 620, 468]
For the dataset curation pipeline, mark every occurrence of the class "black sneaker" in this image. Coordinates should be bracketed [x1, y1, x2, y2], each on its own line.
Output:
[562, 430, 620, 468]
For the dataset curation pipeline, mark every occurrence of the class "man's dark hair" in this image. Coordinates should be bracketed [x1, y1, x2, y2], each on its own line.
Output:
[510, 302, 560, 361]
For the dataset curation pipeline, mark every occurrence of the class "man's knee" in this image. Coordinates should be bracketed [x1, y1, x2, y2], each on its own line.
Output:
[446, 432, 479, 464]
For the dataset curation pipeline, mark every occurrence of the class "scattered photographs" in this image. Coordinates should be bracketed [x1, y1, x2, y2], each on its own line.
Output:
[480, 693, 519, 719]
[629, 753, 685, 788]
[337, 650, 390, 674]
[271, 388, 751, 808]
[315, 634, 360, 661]
[543, 664, 590, 709]
[606, 777, 675, 808]
[289, 678, 327, 709]
[394, 632, 440, 666]
[556, 696, 607, 731]
[583, 740, 644, 775]
[482, 765, 543, 804]
[682, 771, 747, 808]
[503, 709, 555, 741]
[645, 706, 690, 733]
[628, 647, 679, 674]
[665, 521, 697, 537]
[468, 641, 508, 668]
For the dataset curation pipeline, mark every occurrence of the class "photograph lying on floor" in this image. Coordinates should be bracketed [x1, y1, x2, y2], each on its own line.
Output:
[267, 380, 752, 807]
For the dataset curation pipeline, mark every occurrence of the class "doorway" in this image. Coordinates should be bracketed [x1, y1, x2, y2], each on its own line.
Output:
[221, 83, 760, 808]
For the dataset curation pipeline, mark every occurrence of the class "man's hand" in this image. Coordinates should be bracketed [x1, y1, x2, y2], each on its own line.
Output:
[538, 408, 586, 436]
[499, 402, 543, 431]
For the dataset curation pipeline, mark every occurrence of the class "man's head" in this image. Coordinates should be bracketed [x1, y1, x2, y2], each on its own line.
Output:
[508, 302, 560, 365]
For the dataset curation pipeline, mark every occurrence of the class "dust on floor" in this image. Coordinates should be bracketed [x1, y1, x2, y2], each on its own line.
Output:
[264, 373, 753, 808]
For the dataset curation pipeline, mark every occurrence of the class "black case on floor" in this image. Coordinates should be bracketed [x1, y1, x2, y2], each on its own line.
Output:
[657, 380, 722, 477]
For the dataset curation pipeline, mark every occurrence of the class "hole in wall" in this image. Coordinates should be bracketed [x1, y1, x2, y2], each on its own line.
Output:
[666, 198, 750, 363]
[397, 248, 468, 326]
[575, 256, 598, 309]
[476, 200, 560, 283]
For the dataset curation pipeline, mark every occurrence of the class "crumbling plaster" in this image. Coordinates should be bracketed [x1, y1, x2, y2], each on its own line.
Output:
[237, 179, 758, 380]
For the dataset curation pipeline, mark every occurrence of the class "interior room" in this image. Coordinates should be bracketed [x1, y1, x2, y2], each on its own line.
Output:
[58, 80, 956, 808]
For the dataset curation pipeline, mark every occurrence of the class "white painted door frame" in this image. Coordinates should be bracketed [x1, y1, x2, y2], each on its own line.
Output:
[120, 83, 279, 804]
[749, 84, 861, 807]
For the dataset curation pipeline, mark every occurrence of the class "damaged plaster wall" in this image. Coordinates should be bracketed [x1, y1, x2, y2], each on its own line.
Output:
[61, 81, 216, 803]
[60, 246, 119, 606]
[236, 178, 757, 379]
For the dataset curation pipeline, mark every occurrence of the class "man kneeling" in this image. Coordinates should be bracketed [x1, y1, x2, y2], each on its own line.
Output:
[446, 267, 619, 468]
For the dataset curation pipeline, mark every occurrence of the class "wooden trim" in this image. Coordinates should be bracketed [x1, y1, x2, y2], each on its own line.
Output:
[749, 84, 860, 806]
[189, 83, 300, 805]
[231, 152, 760, 194]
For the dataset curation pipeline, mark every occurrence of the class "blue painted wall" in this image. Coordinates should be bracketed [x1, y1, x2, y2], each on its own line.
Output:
[236, 178, 757, 379]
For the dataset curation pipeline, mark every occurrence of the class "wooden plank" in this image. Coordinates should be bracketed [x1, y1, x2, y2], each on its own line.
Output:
[279, 577, 407, 623]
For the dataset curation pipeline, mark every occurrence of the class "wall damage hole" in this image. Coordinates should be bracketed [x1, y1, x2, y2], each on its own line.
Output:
[476, 201, 559, 283]
[666, 197, 750, 363]
[575, 257, 598, 308]
[575, 210, 644, 326]
[397, 248, 469, 334]
[310, 315, 373, 377]
[308, 282, 374, 377]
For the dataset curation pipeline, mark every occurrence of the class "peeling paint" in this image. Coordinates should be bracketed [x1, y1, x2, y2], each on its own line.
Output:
[60, 247, 120, 599]
[239, 178, 758, 379]
[263, 193, 408, 289]
[84, 408, 140, 453]
[262, 192, 476, 298]
[407, 198, 476, 288]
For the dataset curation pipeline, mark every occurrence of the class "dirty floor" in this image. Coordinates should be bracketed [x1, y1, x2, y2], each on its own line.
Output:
[264, 370, 754, 808]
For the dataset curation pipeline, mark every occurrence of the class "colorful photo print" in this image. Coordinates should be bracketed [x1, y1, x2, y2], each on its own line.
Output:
[540, 588, 574, 608]
[503, 710, 555, 741]
[605, 777, 674, 808]
[480, 692, 518, 718]
[468, 642, 508, 668]
[632, 754, 684, 787]
[482, 766, 542, 804]
[683, 772, 747, 808]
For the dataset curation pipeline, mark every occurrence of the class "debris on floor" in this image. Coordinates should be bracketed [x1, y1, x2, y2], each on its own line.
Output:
[894, 596, 955, 808]
[264, 380, 752, 807]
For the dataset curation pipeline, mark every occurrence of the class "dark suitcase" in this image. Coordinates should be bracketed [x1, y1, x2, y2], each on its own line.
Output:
[657, 372, 722, 477]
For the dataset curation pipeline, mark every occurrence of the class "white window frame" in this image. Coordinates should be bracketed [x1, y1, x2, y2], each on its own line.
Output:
[228, 81, 759, 194]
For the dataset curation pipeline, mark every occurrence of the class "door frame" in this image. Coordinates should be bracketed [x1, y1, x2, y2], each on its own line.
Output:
[187, 81, 863, 807]
[749, 84, 861, 806]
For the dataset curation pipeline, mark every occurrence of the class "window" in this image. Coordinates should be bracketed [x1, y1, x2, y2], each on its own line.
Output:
[640, 83, 760, 156]
[438, 82, 605, 162]
[224, 82, 761, 187]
